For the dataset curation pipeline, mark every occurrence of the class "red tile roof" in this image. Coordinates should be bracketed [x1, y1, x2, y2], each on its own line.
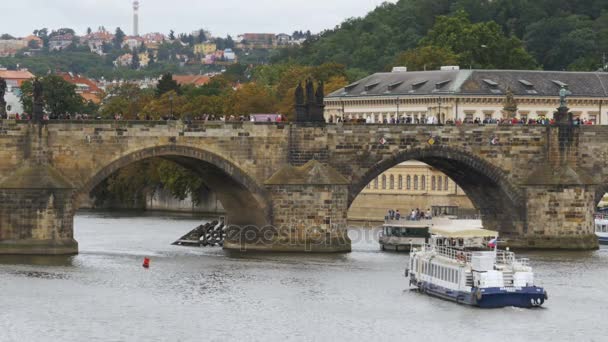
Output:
[172, 75, 211, 87]
[0, 69, 35, 86]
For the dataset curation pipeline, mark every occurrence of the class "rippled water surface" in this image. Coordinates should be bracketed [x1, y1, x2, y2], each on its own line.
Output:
[1, 211, 607, 341]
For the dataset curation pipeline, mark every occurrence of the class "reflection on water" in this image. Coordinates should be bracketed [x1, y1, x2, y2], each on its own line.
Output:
[0, 211, 606, 342]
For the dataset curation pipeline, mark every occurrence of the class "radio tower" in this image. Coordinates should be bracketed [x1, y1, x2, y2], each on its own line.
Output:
[133, 1, 140, 36]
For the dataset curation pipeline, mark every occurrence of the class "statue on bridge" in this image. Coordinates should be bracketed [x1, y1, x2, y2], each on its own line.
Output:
[559, 85, 572, 109]
[295, 82, 304, 106]
[0, 77, 7, 119]
[294, 79, 326, 123]
[502, 87, 518, 119]
[32, 78, 44, 124]
[315, 81, 324, 106]
[305, 79, 315, 104]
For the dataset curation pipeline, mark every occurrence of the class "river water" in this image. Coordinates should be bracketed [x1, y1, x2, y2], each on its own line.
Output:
[0, 211, 606, 342]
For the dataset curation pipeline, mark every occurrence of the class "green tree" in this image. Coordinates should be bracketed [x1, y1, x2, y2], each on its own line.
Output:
[421, 10, 537, 69]
[169, 30, 176, 41]
[100, 83, 153, 119]
[113, 27, 126, 49]
[156, 72, 181, 97]
[131, 49, 140, 70]
[393, 45, 460, 71]
[20, 76, 84, 118]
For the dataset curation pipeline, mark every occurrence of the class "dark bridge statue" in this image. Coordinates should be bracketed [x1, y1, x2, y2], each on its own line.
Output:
[0, 120, 604, 254]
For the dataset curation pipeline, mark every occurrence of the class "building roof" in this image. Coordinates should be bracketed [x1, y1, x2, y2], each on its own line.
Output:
[327, 69, 608, 99]
[172, 75, 211, 87]
[0, 69, 35, 80]
[57, 72, 101, 93]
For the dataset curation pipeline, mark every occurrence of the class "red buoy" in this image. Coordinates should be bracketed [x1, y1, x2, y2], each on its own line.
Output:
[142, 257, 150, 268]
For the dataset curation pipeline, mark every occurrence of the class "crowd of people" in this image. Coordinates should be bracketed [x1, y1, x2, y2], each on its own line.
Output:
[0, 113, 289, 123]
[386, 208, 433, 221]
[329, 115, 596, 126]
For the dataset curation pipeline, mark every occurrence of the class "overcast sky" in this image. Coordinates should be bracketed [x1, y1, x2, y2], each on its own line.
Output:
[2, 0, 394, 37]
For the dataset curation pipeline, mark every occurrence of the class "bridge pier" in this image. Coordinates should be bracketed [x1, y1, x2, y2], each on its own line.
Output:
[224, 160, 352, 252]
[0, 166, 78, 255]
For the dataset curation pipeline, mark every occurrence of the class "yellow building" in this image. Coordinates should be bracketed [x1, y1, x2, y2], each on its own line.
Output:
[194, 43, 217, 55]
[138, 52, 150, 68]
[349, 161, 474, 222]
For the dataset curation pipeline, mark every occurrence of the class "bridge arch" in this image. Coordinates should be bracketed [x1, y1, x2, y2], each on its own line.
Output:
[349, 146, 526, 234]
[77, 145, 272, 227]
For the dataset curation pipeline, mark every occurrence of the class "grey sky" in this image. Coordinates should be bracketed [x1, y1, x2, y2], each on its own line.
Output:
[2, 0, 394, 37]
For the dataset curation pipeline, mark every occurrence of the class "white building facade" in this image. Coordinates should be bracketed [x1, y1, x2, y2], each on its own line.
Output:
[325, 69, 608, 125]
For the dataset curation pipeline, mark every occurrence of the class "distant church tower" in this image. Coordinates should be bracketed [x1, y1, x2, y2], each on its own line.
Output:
[133, 1, 140, 36]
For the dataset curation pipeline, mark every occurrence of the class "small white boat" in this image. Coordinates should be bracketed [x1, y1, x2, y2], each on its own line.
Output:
[405, 226, 547, 308]
[595, 216, 608, 245]
[379, 220, 431, 251]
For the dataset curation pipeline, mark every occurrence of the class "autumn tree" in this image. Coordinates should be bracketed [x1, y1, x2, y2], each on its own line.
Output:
[231, 83, 276, 115]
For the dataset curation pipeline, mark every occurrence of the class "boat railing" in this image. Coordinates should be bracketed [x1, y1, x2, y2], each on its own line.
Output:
[432, 245, 473, 263]
[430, 245, 522, 266]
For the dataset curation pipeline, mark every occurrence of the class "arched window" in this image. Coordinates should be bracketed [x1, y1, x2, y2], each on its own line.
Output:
[366, 182, 371, 189]
[414, 175, 419, 190]
[389, 175, 394, 189]
[407, 175, 411, 190]
[438, 176, 443, 191]
[374, 178, 379, 189]
[398, 175, 403, 190]
[432, 176, 436, 191]
[421, 176, 426, 191]
[445, 177, 449, 192]
[382, 175, 387, 189]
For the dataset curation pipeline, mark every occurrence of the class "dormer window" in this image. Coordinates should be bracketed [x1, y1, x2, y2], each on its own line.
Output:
[435, 80, 451, 90]
[552, 80, 568, 88]
[519, 79, 538, 94]
[483, 79, 502, 94]
[364, 81, 380, 91]
[344, 82, 359, 91]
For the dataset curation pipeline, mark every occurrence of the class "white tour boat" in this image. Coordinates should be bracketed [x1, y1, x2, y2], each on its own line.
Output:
[405, 226, 548, 308]
[380, 217, 482, 252]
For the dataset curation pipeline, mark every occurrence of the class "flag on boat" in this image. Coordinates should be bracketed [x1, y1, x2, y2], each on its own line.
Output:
[488, 238, 498, 248]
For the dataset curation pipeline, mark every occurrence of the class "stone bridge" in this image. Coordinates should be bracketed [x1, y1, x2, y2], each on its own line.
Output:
[0, 120, 604, 254]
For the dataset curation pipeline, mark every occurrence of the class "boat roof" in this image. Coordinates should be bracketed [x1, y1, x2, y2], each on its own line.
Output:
[431, 226, 497, 238]
[383, 220, 430, 228]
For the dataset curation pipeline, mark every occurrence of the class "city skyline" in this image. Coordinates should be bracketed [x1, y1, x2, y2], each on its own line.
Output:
[1, 0, 394, 37]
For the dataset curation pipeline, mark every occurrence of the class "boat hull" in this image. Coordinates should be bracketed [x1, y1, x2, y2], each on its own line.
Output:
[596, 234, 608, 245]
[412, 279, 546, 308]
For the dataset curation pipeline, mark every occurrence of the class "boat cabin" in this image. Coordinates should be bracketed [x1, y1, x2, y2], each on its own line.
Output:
[430, 226, 497, 250]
